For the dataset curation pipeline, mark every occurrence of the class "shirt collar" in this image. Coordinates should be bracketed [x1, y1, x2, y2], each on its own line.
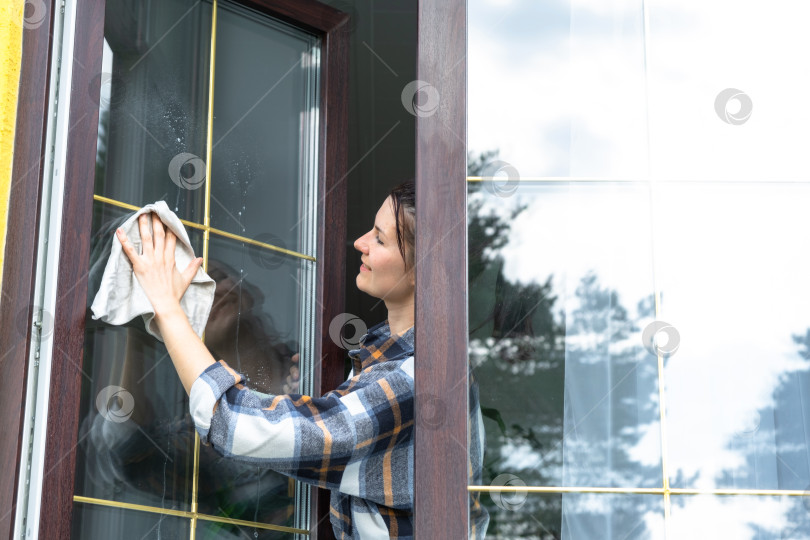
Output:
[348, 319, 414, 371]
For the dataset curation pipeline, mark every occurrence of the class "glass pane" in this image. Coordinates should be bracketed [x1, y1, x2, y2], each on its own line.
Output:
[646, 1, 810, 181]
[71, 503, 190, 539]
[670, 495, 810, 538]
[658, 183, 810, 491]
[196, 234, 313, 517]
[95, 0, 212, 222]
[195, 519, 296, 540]
[202, 235, 308, 393]
[473, 491, 664, 539]
[468, 181, 661, 490]
[76, 200, 206, 511]
[209, 0, 320, 257]
[468, 0, 647, 178]
[80, 0, 318, 533]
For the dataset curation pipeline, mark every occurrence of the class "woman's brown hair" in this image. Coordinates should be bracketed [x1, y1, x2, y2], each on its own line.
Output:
[389, 179, 415, 270]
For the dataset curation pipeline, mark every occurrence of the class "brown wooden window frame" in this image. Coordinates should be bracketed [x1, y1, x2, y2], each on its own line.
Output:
[413, 0, 469, 537]
[3, 0, 468, 538]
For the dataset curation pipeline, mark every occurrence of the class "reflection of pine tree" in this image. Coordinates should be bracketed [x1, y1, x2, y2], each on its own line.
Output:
[559, 271, 662, 538]
[95, 107, 110, 195]
[792, 330, 810, 362]
[468, 151, 661, 538]
[731, 329, 810, 537]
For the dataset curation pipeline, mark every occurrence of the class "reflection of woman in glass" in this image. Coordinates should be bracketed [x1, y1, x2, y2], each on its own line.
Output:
[79, 255, 300, 534]
[116, 181, 488, 538]
[204, 258, 299, 395]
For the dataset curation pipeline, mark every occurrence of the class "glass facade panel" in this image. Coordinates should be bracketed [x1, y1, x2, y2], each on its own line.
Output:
[670, 495, 810, 539]
[468, 0, 647, 179]
[645, 1, 810, 182]
[473, 491, 665, 539]
[468, 180, 660, 489]
[657, 183, 810, 491]
[469, 0, 810, 536]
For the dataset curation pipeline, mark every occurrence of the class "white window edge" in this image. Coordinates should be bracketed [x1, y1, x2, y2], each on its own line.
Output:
[14, 0, 77, 538]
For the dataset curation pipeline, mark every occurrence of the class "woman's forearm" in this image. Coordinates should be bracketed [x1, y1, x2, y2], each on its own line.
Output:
[155, 302, 216, 395]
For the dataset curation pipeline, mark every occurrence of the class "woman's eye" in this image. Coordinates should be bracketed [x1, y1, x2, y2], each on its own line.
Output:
[376, 236, 384, 245]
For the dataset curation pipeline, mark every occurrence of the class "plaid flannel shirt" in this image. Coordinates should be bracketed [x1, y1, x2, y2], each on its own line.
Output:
[190, 320, 489, 539]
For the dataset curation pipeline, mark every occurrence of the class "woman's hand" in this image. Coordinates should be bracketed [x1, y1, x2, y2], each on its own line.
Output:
[116, 212, 203, 317]
[282, 353, 300, 393]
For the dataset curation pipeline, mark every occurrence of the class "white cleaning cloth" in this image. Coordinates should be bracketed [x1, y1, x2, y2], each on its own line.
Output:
[90, 200, 215, 342]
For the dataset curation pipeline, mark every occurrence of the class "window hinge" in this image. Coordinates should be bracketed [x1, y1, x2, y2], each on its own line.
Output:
[32, 313, 43, 368]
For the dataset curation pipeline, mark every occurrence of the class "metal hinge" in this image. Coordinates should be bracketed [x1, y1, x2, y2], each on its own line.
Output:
[32, 312, 43, 368]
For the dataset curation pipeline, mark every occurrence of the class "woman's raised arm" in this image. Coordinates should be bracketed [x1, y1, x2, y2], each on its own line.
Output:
[116, 212, 214, 394]
[190, 357, 415, 509]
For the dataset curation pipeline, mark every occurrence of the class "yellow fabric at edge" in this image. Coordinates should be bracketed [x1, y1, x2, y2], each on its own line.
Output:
[0, 1, 25, 296]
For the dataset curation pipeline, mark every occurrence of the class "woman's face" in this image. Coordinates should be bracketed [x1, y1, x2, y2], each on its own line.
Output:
[353, 196, 414, 303]
[204, 262, 248, 345]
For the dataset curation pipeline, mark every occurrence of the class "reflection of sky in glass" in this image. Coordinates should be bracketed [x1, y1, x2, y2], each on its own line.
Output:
[670, 496, 810, 538]
[469, 0, 647, 178]
[469, 182, 662, 491]
[658, 183, 810, 490]
[490, 183, 654, 307]
[470, 0, 810, 180]
[470, 0, 810, 535]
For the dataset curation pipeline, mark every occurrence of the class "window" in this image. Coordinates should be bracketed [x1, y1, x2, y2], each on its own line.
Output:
[7, 0, 349, 537]
[466, 0, 810, 537]
[75, 0, 322, 535]
[8, 0, 466, 537]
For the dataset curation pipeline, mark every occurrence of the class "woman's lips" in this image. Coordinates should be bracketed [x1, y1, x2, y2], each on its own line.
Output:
[360, 263, 371, 272]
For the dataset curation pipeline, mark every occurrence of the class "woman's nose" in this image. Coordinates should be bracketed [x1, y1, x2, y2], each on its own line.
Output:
[354, 233, 368, 253]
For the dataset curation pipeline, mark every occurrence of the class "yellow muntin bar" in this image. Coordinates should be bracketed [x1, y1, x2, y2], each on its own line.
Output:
[195, 513, 308, 535]
[93, 194, 315, 261]
[204, 0, 217, 234]
[468, 485, 810, 497]
[466, 176, 647, 182]
[73, 495, 309, 534]
[468, 486, 665, 495]
[193, 1, 218, 537]
[73, 495, 193, 519]
[207, 225, 316, 261]
[92, 194, 207, 232]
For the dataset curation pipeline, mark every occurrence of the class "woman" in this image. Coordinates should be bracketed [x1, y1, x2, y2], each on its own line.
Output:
[116, 181, 488, 538]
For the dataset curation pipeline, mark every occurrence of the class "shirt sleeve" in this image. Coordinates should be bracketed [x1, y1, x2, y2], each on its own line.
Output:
[468, 370, 490, 539]
[189, 359, 414, 508]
